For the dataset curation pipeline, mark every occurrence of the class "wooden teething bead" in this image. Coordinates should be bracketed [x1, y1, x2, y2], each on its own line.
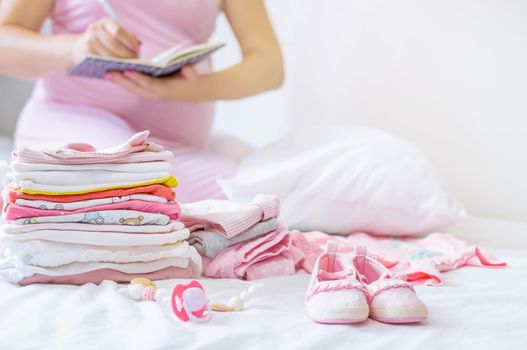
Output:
[210, 302, 234, 312]
[131, 277, 156, 288]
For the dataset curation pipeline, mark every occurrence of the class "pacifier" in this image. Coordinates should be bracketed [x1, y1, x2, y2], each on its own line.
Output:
[171, 280, 212, 322]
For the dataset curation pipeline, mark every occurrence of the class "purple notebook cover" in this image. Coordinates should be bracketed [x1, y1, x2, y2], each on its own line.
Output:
[69, 46, 222, 79]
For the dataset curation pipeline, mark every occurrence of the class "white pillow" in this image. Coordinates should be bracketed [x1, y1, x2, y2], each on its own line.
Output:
[218, 125, 465, 236]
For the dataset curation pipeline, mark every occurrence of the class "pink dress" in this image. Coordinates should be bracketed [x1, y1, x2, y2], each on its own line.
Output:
[14, 0, 236, 202]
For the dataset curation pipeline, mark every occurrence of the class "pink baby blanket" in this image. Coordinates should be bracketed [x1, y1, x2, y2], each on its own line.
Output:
[181, 194, 280, 239]
[291, 231, 506, 285]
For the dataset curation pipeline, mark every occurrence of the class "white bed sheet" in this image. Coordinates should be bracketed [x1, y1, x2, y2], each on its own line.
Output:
[0, 216, 526, 350]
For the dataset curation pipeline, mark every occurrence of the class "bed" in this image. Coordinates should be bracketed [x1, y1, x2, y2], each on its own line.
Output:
[0, 215, 525, 350]
[1, 1, 526, 347]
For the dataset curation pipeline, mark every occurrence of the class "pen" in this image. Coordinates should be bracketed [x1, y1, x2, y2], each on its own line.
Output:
[98, 0, 122, 24]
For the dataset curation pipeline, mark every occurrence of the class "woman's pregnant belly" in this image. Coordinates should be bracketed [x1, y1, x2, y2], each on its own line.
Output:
[31, 73, 214, 149]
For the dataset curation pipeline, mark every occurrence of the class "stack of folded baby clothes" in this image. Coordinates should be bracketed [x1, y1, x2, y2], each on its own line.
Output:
[0, 131, 201, 285]
[182, 194, 304, 280]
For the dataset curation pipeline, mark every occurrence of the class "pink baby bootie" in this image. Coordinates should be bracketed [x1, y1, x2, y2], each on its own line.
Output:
[353, 246, 428, 324]
[305, 241, 369, 324]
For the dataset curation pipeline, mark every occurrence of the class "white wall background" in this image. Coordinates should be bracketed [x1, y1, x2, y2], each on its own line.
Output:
[0, 76, 32, 135]
[1, 0, 526, 223]
[210, 0, 527, 223]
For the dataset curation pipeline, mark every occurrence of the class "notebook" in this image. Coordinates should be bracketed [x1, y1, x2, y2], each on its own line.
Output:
[69, 42, 225, 79]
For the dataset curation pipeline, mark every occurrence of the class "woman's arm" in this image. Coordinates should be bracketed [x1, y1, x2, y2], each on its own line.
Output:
[110, 0, 284, 101]
[213, 0, 285, 95]
[0, 0, 70, 78]
[0, 0, 140, 79]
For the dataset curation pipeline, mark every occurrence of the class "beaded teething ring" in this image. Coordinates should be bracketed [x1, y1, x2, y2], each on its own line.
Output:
[118, 277, 262, 323]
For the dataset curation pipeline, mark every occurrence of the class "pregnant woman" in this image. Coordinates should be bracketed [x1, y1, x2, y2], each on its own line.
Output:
[0, 0, 283, 202]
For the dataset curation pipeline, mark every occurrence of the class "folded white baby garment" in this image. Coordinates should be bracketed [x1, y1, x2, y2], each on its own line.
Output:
[11, 210, 170, 226]
[15, 194, 168, 211]
[11, 160, 172, 173]
[1, 221, 184, 234]
[14, 170, 172, 186]
[1, 228, 190, 246]
[5, 240, 192, 267]
[17, 176, 175, 195]
[0, 250, 202, 283]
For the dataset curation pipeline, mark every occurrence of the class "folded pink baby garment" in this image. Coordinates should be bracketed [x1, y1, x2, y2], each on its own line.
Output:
[13, 169, 172, 187]
[11, 159, 172, 173]
[181, 194, 280, 239]
[18, 265, 194, 286]
[13, 130, 173, 165]
[291, 231, 506, 286]
[189, 219, 281, 259]
[13, 194, 168, 211]
[202, 227, 304, 280]
[5, 200, 180, 221]
[245, 253, 302, 280]
[2, 221, 185, 234]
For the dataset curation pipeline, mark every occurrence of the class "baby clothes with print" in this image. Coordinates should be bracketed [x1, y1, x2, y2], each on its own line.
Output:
[11, 210, 169, 226]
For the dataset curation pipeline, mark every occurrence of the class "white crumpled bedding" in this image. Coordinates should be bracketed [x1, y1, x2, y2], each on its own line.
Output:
[0, 216, 526, 350]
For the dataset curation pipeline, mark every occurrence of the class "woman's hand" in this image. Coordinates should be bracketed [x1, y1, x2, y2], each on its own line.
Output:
[102, 0, 283, 102]
[72, 17, 141, 64]
[106, 65, 199, 100]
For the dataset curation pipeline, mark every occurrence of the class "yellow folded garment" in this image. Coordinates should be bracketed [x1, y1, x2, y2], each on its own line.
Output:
[19, 176, 178, 196]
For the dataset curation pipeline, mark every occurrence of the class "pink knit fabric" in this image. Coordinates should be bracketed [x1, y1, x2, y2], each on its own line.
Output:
[13, 131, 172, 165]
[291, 231, 506, 286]
[181, 194, 280, 239]
[5, 200, 180, 221]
